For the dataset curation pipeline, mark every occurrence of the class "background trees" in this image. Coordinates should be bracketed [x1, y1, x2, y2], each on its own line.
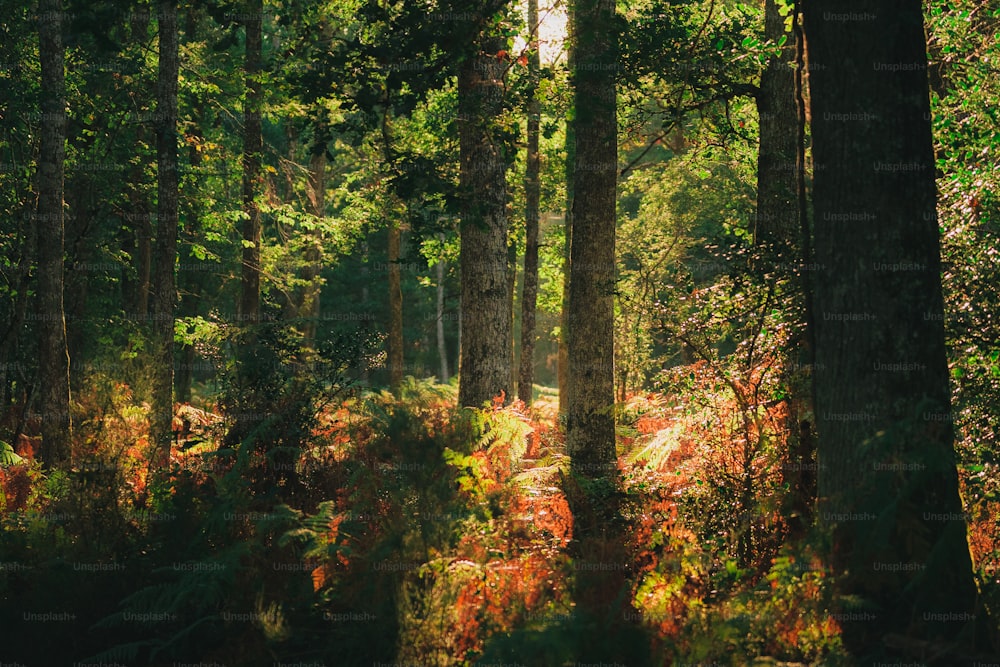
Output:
[0, 0, 996, 664]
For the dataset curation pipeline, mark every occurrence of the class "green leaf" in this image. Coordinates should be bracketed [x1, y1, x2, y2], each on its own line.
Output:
[0, 440, 24, 466]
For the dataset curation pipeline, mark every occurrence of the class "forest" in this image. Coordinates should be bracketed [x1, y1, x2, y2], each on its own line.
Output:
[1, 0, 998, 664]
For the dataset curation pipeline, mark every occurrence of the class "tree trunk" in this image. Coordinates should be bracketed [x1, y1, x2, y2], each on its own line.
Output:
[457, 27, 511, 408]
[301, 148, 325, 349]
[436, 237, 449, 383]
[175, 91, 207, 405]
[803, 1, 980, 656]
[508, 231, 518, 396]
[124, 122, 151, 319]
[239, 0, 263, 326]
[558, 31, 576, 417]
[387, 221, 403, 391]
[35, 0, 71, 467]
[755, 0, 813, 537]
[518, 0, 542, 407]
[150, 0, 179, 467]
[755, 0, 798, 257]
[567, 0, 616, 474]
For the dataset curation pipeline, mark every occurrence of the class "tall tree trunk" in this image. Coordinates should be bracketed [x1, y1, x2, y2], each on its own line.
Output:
[151, 0, 179, 466]
[518, 0, 542, 406]
[301, 148, 325, 349]
[567, 0, 616, 475]
[755, 0, 798, 257]
[175, 89, 207, 405]
[565, 5, 646, 656]
[35, 0, 71, 467]
[508, 232, 517, 395]
[387, 221, 403, 391]
[755, 0, 814, 537]
[239, 0, 263, 326]
[457, 26, 512, 408]
[803, 1, 981, 656]
[123, 126, 152, 319]
[124, 9, 153, 321]
[558, 27, 576, 417]
[436, 243, 449, 383]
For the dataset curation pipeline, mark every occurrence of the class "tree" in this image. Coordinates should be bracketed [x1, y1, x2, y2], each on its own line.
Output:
[802, 2, 980, 657]
[754, 0, 814, 536]
[566, 0, 616, 474]
[300, 145, 325, 350]
[457, 16, 512, 408]
[35, 0, 71, 466]
[239, 0, 263, 327]
[754, 0, 797, 257]
[558, 20, 575, 417]
[517, 0, 542, 405]
[387, 219, 404, 390]
[150, 0, 179, 466]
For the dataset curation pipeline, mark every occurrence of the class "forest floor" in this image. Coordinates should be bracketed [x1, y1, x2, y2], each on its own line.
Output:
[2, 377, 995, 664]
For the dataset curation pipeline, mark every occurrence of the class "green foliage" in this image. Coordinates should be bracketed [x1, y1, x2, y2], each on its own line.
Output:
[0, 440, 24, 466]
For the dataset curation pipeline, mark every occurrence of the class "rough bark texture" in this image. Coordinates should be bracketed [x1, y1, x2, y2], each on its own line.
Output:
[755, 0, 798, 257]
[803, 1, 981, 656]
[566, 0, 616, 474]
[564, 7, 647, 655]
[517, 0, 542, 406]
[756, 0, 815, 537]
[239, 0, 263, 326]
[151, 0, 179, 466]
[457, 30, 511, 408]
[35, 0, 72, 466]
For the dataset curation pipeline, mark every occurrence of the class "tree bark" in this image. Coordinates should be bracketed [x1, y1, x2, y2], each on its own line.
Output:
[151, 0, 179, 466]
[567, 0, 616, 475]
[755, 0, 798, 258]
[803, 1, 980, 655]
[558, 26, 576, 417]
[35, 0, 71, 467]
[457, 27, 512, 408]
[755, 0, 814, 537]
[518, 0, 542, 407]
[239, 0, 263, 326]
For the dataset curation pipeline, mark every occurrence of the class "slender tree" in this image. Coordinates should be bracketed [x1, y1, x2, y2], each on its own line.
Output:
[435, 238, 449, 383]
[387, 220, 404, 390]
[754, 0, 797, 256]
[517, 0, 542, 406]
[35, 0, 71, 466]
[803, 2, 981, 657]
[239, 0, 263, 326]
[755, 0, 814, 535]
[457, 17, 512, 408]
[558, 7, 575, 416]
[151, 0, 179, 465]
[300, 146, 325, 349]
[566, 0, 616, 474]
